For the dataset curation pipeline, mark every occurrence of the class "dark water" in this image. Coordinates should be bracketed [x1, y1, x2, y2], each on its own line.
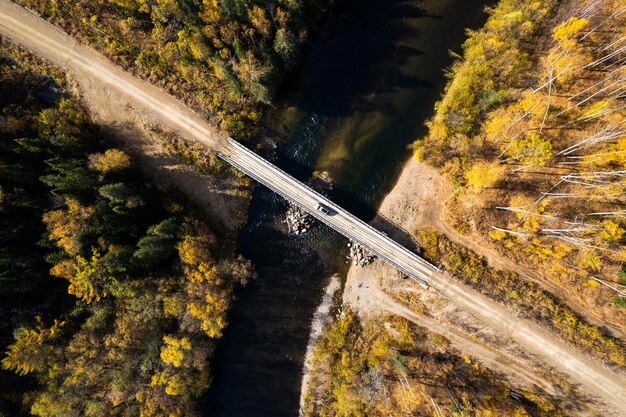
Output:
[205, 1, 487, 416]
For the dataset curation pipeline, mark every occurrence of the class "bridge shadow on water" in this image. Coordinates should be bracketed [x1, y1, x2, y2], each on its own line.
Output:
[329, 185, 422, 254]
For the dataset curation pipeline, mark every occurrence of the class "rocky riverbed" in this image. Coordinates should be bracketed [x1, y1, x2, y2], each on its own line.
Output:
[348, 241, 375, 267]
[284, 171, 334, 236]
[285, 203, 314, 235]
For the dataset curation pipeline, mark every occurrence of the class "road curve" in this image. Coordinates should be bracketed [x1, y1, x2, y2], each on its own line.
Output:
[1, 1, 626, 414]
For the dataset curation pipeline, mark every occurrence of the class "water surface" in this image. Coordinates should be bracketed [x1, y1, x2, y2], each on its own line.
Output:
[206, 1, 487, 415]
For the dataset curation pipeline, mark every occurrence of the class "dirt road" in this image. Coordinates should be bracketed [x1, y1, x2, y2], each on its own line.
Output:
[359, 158, 626, 415]
[344, 263, 561, 395]
[0, 0, 248, 229]
[0, 1, 227, 148]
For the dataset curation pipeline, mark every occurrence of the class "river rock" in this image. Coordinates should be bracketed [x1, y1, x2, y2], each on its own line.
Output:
[283, 171, 334, 237]
[347, 240, 375, 267]
[285, 203, 313, 236]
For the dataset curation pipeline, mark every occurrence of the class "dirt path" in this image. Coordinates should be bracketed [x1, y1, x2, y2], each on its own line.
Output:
[344, 263, 560, 394]
[350, 157, 626, 415]
[429, 269, 626, 414]
[344, 263, 610, 417]
[0, 0, 249, 230]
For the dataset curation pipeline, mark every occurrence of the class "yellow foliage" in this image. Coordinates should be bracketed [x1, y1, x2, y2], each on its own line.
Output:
[248, 6, 271, 38]
[599, 220, 625, 242]
[30, 392, 71, 417]
[164, 375, 184, 396]
[149, 370, 185, 397]
[549, 262, 576, 284]
[516, 90, 551, 119]
[551, 243, 572, 259]
[42, 199, 94, 256]
[162, 294, 184, 317]
[187, 298, 227, 338]
[331, 382, 366, 417]
[466, 161, 505, 191]
[412, 141, 426, 161]
[580, 99, 616, 121]
[390, 381, 421, 415]
[178, 226, 230, 338]
[548, 17, 592, 83]
[160, 335, 191, 368]
[506, 132, 552, 165]
[88, 149, 131, 173]
[394, 318, 414, 347]
[367, 337, 389, 367]
[552, 17, 588, 43]
[550, 52, 591, 83]
[177, 232, 213, 267]
[527, 238, 553, 258]
[484, 108, 518, 142]
[576, 249, 602, 271]
[1, 319, 63, 376]
[488, 228, 508, 241]
[431, 334, 450, 350]
[507, 195, 534, 218]
[66, 254, 103, 303]
[49, 258, 76, 280]
[188, 32, 209, 61]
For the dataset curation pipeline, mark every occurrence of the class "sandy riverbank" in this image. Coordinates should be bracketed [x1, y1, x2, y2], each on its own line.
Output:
[298, 275, 341, 416]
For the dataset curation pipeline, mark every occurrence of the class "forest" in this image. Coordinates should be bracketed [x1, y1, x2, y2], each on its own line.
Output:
[303, 309, 564, 417]
[0, 42, 252, 417]
[2, 0, 625, 415]
[15, 0, 330, 141]
[414, 0, 626, 318]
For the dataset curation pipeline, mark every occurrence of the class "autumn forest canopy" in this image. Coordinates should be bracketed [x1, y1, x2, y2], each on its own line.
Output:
[0, 43, 252, 417]
[1, 0, 332, 414]
[15, 0, 330, 140]
[415, 0, 626, 313]
[1, 0, 626, 416]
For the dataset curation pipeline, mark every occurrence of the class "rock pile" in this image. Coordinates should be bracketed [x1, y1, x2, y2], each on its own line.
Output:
[283, 171, 334, 237]
[311, 170, 334, 192]
[348, 241, 375, 267]
[285, 203, 313, 235]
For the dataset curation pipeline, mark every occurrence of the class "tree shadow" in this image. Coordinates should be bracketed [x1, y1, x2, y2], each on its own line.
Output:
[277, 0, 431, 119]
[97, 122, 249, 231]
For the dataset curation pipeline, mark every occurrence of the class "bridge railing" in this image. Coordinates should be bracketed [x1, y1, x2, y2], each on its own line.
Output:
[219, 151, 430, 288]
[227, 140, 440, 272]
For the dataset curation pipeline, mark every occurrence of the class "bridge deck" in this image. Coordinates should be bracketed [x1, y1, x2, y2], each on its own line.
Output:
[220, 139, 438, 288]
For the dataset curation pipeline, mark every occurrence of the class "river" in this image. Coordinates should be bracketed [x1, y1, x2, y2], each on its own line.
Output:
[204, 1, 487, 415]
